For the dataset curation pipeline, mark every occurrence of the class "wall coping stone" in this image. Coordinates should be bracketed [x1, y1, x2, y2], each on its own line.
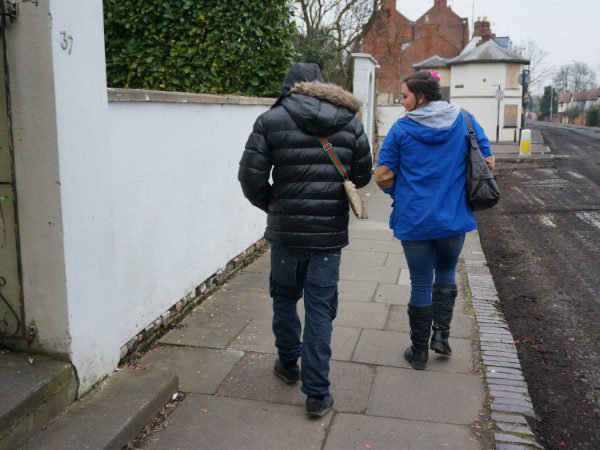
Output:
[107, 88, 275, 106]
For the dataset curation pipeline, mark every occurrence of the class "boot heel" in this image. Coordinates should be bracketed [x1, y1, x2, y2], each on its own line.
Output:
[430, 341, 451, 355]
[411, 360, 427, 370]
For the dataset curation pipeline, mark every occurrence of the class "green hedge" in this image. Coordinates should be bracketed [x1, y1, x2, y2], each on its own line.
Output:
[586, 107, 600, 127]
[104, 0, 297, 97]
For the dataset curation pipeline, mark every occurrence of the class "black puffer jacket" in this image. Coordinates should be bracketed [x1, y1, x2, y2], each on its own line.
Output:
[238, 63, 372, 249]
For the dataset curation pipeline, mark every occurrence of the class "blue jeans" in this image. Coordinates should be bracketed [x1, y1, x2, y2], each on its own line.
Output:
[401, 234, 466, 306]
[270, 244, 341, 397]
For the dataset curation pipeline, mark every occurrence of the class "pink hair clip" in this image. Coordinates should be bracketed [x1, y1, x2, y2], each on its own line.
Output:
[428, 70, 441, 81]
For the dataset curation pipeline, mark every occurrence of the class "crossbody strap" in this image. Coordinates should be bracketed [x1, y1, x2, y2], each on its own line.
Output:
[460, 109, 479, 150]
[317, 136, 348, 180]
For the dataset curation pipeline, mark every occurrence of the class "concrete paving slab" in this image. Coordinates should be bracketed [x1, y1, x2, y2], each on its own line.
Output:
[197, 289, 273, 319]
[345, 238, 404, 253]
[324, 413, 480, 449]
[141, 346, 243, 394]
[397, 268, 411, 285]
[218, 353, 375, 414]
[23, 368, 178, 450]
[340, 262, 400, 283]
[145, 394, 330, 450]
[367, 366, 483, 424]
[386, 305, 473, 338]
[341, 249, 388, 266]
[348, 229, 395, 241]
[243, 254, 271, 274]
[338, 280, 377, 302]
[384, 252, 409, 268]
[227, 319, 360, 362]
[222, 271, 269, 293]
[352, 329, 474, 374]
[228, 319, 276, 354]
[373, 283, 410, 305]
[335, 301, 389, 329]
[160, 311, 249, 349]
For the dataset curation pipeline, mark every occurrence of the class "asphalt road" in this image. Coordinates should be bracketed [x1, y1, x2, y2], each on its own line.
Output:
[476, 123, 600, 449]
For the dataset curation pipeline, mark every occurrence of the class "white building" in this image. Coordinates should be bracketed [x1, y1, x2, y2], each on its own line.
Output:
[446, 39, 529, 142]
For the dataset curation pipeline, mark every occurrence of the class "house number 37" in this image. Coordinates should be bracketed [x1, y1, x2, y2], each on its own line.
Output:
[60, 31, 74, 55]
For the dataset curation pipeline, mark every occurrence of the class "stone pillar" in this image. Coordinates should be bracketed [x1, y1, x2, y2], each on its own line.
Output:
[352, 53, 379, 149]
[6, 0, 117, 394]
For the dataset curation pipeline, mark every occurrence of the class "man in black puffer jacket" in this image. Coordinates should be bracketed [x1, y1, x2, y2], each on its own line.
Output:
[238, 63, 372, 417]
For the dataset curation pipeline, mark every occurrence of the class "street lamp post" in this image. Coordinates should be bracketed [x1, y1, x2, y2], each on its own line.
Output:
[493, 84, 503, 142]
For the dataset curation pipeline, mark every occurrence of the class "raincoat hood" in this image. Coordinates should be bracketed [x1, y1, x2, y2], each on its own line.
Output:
[402, 101, 462, 144]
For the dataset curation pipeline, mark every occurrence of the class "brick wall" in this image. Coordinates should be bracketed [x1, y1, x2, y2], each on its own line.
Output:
[364, 0, 467, 95]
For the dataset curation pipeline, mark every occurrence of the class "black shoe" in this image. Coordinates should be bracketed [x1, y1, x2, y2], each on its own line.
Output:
[430, 284, 457, 356]
[306, 394, 334, 417]
[274, 358, 299, 384]
[405, 304, 433, 370]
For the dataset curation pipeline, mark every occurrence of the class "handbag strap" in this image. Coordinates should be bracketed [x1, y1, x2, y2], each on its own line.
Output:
[317, 136, 348, 180]
[460, 109, 479, 150]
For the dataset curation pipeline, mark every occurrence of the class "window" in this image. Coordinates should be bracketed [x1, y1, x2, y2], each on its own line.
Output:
[504, 104, 518, 128]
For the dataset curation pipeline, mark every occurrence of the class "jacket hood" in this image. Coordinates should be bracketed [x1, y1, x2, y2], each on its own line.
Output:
[281, 81, 362, 135]
[401, 101, 462, 144]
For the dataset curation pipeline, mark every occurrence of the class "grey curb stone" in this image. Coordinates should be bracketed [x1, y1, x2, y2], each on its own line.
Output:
[482, 357, 521, 364]
[492, 398, 533, 408]
[488, 385, 530, 394]
[496, 445, 534, 450]
[487, 366, 524, 375]
[465, 250, 541, 449]
[496, 422, 535, 436]
[486, 372, 525, 381]
[489, 390, 531, 401]
[490, 413, 528, 424]
[495, 433, 542, 447]
[491, 403, 535, 416]
[488, 378, 527, 387]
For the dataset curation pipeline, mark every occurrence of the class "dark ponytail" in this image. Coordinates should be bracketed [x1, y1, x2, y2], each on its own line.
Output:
[402, 71, 442, 103]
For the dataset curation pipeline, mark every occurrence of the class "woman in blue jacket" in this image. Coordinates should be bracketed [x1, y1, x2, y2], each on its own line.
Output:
[374, 71, 494, 370]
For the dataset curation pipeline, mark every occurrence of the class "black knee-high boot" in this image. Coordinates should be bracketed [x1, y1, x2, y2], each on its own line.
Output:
[430, 283, 458, 356]
[404, 304, 433, 370]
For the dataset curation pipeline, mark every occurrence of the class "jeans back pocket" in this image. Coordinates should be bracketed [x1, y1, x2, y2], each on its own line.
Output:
[271, 246, 298, 287]
[307, 251, 341, 288]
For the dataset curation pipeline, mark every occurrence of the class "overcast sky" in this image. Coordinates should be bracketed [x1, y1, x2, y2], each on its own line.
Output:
[395, 0, 600, 88]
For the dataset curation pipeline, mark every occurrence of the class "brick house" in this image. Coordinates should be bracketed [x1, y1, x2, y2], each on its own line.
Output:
[363, 0, 468, 101]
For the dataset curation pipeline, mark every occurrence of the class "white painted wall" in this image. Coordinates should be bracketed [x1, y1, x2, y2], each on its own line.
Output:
[5, 0, 271, 394]
[377, 105, 406, 137]
[352, 53, 378, 146]
[49, 0, 118, 391]
[450, 62, 523, 142]
[107, 100, 267, 354]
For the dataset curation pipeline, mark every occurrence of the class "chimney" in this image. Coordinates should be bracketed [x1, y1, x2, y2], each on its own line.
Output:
[434, 0, 447, 8]
[474, 16, 493, 43]
[384, 0, 397, 12]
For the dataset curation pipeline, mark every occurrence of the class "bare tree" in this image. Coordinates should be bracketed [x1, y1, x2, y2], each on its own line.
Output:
[570, 61, 596, 92]
[553, 64, 571, 93]
[293, 0, 382, 88]
[553, 61, 597, 93]
[513, 39, 549, 91]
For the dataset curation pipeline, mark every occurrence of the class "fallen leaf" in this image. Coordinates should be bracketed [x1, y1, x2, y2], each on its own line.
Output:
[567, 337, 575, 343]
[364, 444, 372, 449]
[200, 408, 208, 414]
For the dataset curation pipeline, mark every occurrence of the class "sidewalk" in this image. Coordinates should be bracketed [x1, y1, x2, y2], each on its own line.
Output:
[491, 129, 555, 164]
[137, 181, 488, 449]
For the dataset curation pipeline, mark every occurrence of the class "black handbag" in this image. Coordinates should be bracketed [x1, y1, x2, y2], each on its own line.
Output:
[461, 109, 500, 211]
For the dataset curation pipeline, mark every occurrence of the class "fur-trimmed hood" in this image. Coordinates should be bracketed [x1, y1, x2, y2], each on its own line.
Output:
[281, 81, 362, 136]
[291, 81, 362, 114]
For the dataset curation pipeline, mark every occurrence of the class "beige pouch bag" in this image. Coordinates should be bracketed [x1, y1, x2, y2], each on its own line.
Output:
[317, 136, 368, 220]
